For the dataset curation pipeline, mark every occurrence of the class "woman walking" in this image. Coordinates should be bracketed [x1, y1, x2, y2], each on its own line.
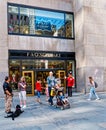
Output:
[87, 76, 100, 100]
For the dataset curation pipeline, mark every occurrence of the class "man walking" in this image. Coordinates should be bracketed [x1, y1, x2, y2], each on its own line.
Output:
[3, 76, 13, 114]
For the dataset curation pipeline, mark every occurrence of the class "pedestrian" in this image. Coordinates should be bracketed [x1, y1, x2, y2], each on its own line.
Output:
[35, 78, 42, 103]
[18, 76, 27, 108]
[55, 78, 61, 89]
[3, 76, 13, 114]
[47, 71, 56, 105]
[87, 76, 100, 100]
[65, 71, 74, 97]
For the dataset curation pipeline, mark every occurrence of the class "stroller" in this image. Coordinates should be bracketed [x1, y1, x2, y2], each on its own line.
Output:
[55, 87, 71, 110]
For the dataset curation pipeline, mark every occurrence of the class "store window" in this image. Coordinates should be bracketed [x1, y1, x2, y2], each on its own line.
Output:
[8, 5, 19, 33]
[21, 60, 65, 70]
[65, 14, 74, 38]
[9, 60, 21, 90]
[8, 3, 74, 39]
[9, 59, 75, 90]
[34, 10, 65, 37]
[20, 7, 29, 34]
[67, 60, 75, 78]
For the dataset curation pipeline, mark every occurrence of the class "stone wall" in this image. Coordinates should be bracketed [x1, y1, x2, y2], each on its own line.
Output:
[74, 0, 106, 92]
[0, 72, 8, 97]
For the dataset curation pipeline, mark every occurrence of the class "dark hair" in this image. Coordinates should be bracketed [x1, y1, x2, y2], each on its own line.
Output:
[5, 76, 9, 81]
[89, 76, 93, 84]
[89, 76, 93, 80]
[68, 71, 72, 75]
[37, 78, 41, 81]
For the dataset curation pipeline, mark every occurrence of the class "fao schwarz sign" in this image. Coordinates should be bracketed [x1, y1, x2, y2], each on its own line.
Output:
[9, 50, 74, 59]
[27, 52, 61, 58]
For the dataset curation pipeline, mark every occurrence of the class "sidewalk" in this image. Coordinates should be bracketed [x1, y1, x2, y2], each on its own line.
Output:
[0, 92, 106, 130]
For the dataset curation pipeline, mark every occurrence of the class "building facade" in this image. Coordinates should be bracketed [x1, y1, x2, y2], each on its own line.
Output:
[0, 0, 106, 96]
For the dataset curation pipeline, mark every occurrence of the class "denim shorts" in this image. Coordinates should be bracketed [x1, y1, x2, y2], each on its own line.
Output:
[37, 91, 41, 98]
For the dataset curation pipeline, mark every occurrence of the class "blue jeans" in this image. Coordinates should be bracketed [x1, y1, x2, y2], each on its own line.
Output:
[48, 87, 53, 105]
[89, 87, 99, 99]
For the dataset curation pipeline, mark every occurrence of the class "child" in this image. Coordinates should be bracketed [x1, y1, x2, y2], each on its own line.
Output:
[35, 79, 42, 103]
[59, 92, 68, 104]
[45, 84, 49, 101]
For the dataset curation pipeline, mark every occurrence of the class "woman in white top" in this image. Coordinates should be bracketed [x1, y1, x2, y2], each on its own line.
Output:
[18, 76, 27, 108]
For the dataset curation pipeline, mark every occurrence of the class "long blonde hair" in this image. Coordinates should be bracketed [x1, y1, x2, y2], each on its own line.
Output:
[21, 76, 25, 81]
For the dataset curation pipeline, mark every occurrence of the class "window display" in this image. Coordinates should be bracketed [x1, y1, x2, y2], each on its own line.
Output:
[20, 7, 29, 34]
[35, 10, 65, 37]
[9, 60, 21, 90]
[65, 14, 74, 38]
[8, 5, 19, 33]
[8, 3, 74, 39]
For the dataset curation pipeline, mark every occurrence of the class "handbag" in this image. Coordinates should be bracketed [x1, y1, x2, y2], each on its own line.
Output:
[50, 88, 55, 96]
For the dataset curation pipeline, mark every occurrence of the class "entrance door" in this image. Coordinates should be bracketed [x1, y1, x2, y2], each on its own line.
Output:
[22, 71, 34, 96]
[36, 70, 66, 93]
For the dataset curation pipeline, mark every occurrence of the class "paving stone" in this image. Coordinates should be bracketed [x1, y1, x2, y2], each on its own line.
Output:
[0, 92, 106, 130]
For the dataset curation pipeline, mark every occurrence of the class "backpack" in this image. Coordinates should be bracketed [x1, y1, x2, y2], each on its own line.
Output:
[94, 81, 98, 88]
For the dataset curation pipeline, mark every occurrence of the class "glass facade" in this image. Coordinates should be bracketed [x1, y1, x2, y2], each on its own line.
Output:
[9, 59, 75, 90]
[8, 6, 19, 33]
[8, 3, 74, 39]
[21, 60, 65, 70]
[9, 50, 75, 95]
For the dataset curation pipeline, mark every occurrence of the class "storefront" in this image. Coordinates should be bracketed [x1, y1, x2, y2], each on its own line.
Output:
[9, 50, 76, 96]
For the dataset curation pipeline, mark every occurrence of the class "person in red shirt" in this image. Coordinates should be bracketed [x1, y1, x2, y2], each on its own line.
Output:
[65, 72, 74, 97]
[35, 79, 42, 103]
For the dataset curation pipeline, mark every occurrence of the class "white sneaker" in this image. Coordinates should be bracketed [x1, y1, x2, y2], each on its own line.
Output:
[20, 105, 23, 108]
[96, 98, 100, 100]
[22, 105, 26, 108]
[87, 99, 91, 101]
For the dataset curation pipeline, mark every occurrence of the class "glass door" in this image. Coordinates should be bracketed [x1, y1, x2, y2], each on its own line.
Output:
[22, 71, 34, 96]
[56, 70, 66, 92]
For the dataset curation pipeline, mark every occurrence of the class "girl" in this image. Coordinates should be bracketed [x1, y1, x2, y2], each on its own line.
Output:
[88, 77, 100, 100]
[35, 79, 42, 103]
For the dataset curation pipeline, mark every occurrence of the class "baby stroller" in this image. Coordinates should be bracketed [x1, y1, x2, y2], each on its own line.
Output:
[55, 87, 71, 110]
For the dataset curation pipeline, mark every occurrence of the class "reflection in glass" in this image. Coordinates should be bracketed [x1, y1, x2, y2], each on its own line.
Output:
[29, 9, 35, 34]
[20, 7, 29, 34]
[9, 60, 21, 90]
[8, 4, 74, 38]
[65, 14, 73, 38]
[22, 71, 34, 95]
[35, 10, 65, 37]
[22, 60, 35, 69]
[8, 6, 19, 33]
[21, 60, 65, 69]
[67, 61, 74, 75]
